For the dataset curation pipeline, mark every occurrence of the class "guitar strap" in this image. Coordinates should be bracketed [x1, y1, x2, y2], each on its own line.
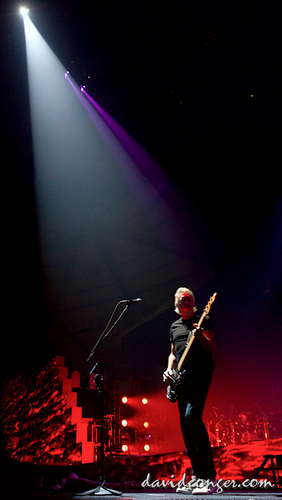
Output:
[186, 326, 194, 344]
[177, 327, 196, 372]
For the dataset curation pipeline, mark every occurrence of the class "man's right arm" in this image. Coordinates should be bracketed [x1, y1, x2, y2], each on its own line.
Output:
[163, 343, 177, 382]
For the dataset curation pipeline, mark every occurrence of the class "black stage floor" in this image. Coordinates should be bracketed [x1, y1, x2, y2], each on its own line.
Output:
[14, 491, 282, 500]
[69, 492, 282, 500]
[2, 488, 281, 500]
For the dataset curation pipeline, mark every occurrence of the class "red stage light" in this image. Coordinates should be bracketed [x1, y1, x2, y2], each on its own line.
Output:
[141, 397, 148, 405]
[144, 444, 150, 452]
[121, 419, 128, 427]
[121, 396, 128, 404]
[143, 421, 149, 428]
[122, 444, 128, 452]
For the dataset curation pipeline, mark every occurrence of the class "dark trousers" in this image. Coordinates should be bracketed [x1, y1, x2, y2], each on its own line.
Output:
[177, 372, 216, 480]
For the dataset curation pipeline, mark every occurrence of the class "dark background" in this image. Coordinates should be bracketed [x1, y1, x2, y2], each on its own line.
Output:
[1, 0, 281, 426]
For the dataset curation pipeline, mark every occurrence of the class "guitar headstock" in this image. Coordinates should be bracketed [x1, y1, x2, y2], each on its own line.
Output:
[204, 292, 217, 316]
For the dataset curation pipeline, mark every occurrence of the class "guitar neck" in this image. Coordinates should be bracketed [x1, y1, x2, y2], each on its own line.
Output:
[196, 308, 208, 329]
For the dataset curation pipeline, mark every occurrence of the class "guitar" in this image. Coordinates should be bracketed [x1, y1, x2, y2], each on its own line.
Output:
[166, 292, 217, 403]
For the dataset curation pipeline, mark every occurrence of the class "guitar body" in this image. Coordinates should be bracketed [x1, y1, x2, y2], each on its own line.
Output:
[166, 370, 186, 402]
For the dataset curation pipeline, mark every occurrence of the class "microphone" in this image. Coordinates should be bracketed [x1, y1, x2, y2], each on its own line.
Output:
[122, 298, 142, 304]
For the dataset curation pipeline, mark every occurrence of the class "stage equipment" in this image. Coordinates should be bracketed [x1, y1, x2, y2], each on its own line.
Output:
[19, 6, 29, 16]
[207, 411, 234, 447]
[252, 454, 282, 488]
[78, 299, 140, 496]
[207, 408, 272, 447]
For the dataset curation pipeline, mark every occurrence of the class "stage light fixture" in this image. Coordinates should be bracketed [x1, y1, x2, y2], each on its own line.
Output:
[122, 444, 128, 452]
[143, 421, 149, 428]
[144, 444, 150, 452]
[121, 419, 128, 427]
[19, 6, 29, 16]
[141, 397, 148, 405]
[121, 396, 128, 404]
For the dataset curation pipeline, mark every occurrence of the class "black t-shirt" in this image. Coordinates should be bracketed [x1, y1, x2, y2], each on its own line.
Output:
[169, 314, 215, 378]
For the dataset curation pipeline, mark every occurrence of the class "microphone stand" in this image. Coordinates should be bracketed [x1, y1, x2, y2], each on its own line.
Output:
[77, 301, 132, 497]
